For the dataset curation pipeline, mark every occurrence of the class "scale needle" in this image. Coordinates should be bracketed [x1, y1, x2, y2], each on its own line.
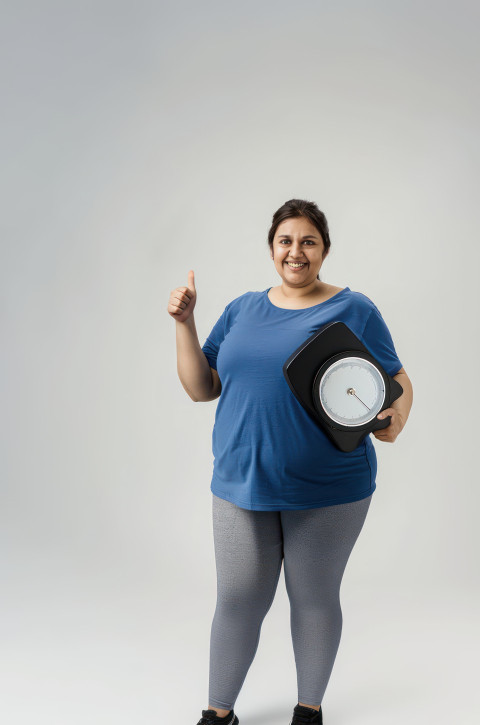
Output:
[346, 387, 370, 411]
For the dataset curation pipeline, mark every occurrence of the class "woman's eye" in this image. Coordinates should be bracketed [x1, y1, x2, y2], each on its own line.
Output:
[279, 240, 313, 244]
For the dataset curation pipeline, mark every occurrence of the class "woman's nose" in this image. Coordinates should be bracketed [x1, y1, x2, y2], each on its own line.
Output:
[290, 244, 303, 256]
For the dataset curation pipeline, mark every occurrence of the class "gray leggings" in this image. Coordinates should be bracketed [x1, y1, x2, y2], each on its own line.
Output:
[208, 492, 373, 710]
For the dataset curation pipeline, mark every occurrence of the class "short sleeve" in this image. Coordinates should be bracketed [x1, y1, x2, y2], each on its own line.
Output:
[201, 307, 228, 371]
[359, 305, 403, 378]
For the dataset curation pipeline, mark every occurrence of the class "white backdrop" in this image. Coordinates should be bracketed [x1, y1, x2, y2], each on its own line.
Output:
[1, 1, 479, 723]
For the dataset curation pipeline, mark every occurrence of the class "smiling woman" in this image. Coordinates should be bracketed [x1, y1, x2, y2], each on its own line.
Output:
[171, 197, 412, 724]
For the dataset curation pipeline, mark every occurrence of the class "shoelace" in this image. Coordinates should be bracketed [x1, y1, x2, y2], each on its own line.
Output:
[198, 710, 235, 725]
[290, 705, 322, 724]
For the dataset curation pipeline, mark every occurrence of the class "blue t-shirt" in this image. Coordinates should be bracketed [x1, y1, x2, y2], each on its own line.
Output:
[201, 286, 403, 511]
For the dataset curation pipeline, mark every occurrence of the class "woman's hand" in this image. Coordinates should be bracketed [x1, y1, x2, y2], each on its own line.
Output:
[167, 270, 197, 323]
[372, 408, 405, 443]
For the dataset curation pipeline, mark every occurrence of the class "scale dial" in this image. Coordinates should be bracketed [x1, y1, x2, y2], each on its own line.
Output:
[314, 354, 386, 428]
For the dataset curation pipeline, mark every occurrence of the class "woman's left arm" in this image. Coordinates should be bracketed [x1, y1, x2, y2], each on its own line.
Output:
[372, 367, 413, 443]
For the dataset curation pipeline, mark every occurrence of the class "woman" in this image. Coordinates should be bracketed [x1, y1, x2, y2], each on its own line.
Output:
[168, 199, 413, 725]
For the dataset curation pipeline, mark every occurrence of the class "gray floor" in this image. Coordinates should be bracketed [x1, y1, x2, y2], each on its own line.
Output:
[1, 558, 477, 725]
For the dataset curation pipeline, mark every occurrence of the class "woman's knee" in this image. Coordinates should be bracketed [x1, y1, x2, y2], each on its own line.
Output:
[216, 555, 283, 614]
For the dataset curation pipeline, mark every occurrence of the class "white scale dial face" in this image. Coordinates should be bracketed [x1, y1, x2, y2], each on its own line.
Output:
[317, 356, 385, 427]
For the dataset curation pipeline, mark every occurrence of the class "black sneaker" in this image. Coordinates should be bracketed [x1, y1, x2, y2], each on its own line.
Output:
[196, 708, 239, 725]
[289, 703, 323, 724]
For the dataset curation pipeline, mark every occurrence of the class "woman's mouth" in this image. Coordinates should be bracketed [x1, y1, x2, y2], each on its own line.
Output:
[285, 261, 307, 270]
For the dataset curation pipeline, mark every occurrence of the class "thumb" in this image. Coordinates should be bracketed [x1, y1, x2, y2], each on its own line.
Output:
[377, 408, 394, 419]
[188, 269, 195, 291]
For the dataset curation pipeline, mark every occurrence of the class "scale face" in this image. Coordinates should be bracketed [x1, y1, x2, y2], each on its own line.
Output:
[283, 321, 403, 452]
[315, 355, 386, 427]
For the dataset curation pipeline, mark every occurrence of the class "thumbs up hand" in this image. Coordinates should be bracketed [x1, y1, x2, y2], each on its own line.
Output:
[167, 270, 197, 323]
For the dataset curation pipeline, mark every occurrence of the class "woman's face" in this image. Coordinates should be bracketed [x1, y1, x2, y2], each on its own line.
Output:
[270, 217, 327, 285]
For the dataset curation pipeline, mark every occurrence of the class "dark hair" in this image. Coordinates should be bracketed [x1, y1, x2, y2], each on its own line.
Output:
[267, 198, 331, 281]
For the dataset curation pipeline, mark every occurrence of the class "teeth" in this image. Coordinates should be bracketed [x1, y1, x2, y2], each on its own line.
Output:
[286, 262, 306, 268]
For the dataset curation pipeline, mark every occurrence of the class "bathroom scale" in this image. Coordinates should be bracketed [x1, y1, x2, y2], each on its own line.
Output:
[283, 321, 404, 452]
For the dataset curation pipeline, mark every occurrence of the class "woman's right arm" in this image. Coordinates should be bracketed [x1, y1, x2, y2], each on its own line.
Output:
[168, 270, 221, 402]
[175, 315, 221, 402]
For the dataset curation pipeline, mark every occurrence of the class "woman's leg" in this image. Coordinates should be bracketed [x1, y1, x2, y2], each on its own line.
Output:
[281, 494, 373, 709]
[207, 494, 284, 711]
